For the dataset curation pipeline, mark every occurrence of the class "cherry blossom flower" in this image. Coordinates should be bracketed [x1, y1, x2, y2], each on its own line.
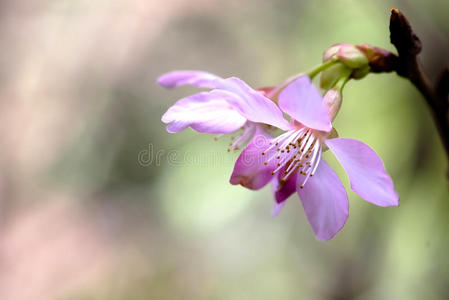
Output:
[158, 70, 290, 150]
[230, 76, 399, 241]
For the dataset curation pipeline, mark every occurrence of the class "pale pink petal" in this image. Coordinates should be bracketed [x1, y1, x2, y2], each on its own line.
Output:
[214, 77, 292, 131]
[297, 159, 349, 241]
[157, 70, 221, 89]
[271, 170, 298, 216]
[162, 92, 246, 133]
[230, 128, 276, 190]
[325, 138, 399, 207]
[272, 201, 286, 217]
[278, 76, 332, 132]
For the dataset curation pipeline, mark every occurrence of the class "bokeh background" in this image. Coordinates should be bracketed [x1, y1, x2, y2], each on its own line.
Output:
[1, 0, 449, 299]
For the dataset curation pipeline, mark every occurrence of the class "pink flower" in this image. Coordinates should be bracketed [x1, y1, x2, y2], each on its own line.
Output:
[230, 76, 399, 241]
[158, 70, 290, 150]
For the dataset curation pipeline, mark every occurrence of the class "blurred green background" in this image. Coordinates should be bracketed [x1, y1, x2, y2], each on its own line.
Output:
[0, 0, 448, 299]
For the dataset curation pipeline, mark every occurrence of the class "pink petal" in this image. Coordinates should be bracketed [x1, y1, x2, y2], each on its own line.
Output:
[325, 138, 399, 207]
[162, 92, 246, 133]
[157, 70, 221, 89]
[278, 76, 332, 132]
[272, 201, 286, 217]
[271, 170, 298, 216]
[214, 77, 292, 131]
[297, 159, 349, 241]
[230, 127, 276, 190]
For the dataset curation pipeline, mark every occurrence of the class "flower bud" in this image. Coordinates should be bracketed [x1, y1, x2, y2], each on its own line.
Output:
[322, 43, 343, 62]
[320, 63, 351, 90]
[321, 43, 370, 87]
[323, 43, 369, 68]
[337, 44, 368, 69]
[323, 89, 341, 121]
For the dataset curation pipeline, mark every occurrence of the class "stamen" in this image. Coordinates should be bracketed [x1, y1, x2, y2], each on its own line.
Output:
[271, 132, 305, 175]
[227, 122, 256, 151]
[283, 160, 300, 179]
[214, 134, 223, 141]
[262, 127, 323, 189]
[272, 152, 295, 174]
[261, 131, 291, 154]
[302, 133, 316, 154]
[309, 145, 322, 176]
[262, 130, 299, 163]
[298, 143, 322, 188]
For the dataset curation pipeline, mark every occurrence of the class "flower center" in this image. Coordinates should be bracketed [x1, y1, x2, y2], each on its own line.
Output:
[224, 122, 257, 152]
[262, 128, 322, 188]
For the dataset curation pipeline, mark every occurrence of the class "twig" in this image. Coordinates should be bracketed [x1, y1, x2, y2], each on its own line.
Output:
[358, 9, 449, 171]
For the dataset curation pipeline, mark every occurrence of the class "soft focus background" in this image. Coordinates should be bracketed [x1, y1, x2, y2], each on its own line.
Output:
[1, 0, 448, 299]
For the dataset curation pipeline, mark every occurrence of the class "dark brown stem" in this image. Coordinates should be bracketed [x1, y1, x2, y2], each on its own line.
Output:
[358, 9, 449, 169]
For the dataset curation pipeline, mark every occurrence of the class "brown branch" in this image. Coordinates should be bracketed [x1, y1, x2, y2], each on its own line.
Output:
[358, 9, 449, 170]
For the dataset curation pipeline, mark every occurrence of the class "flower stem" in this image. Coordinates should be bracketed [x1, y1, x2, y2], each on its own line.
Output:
[334, 69, 352, 92]
[307, 60, 338, 80]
